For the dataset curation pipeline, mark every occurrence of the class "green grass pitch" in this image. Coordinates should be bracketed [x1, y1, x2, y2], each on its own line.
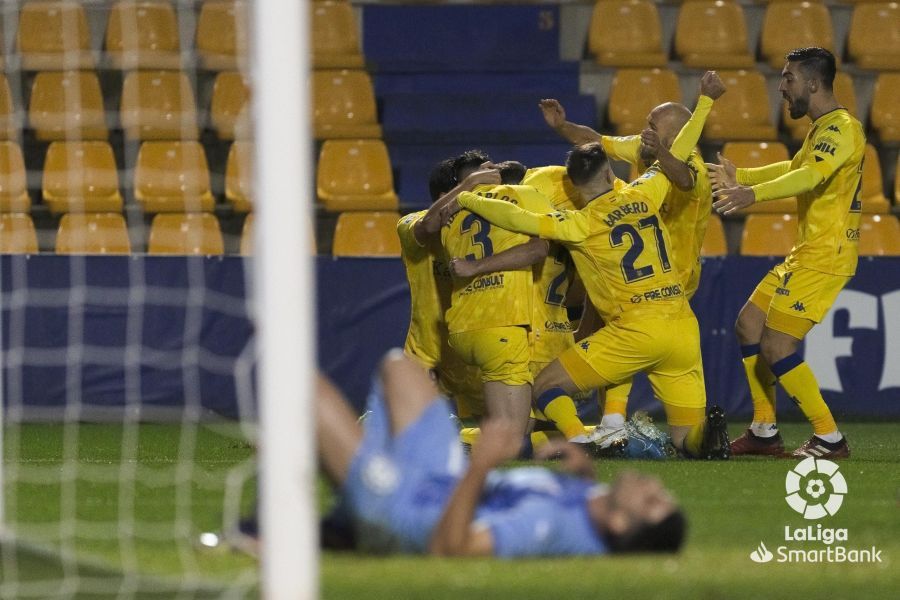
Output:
[2, 422, 898, 599]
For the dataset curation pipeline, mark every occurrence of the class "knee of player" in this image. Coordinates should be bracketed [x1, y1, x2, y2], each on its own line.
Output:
[759, 331, 797, 366]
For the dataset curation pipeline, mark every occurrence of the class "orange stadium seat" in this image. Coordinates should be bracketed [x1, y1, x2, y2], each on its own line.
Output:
[312, 70, 382, 139]
[607, 69, 681, 135]
[120, 71, 198, 141]
[675, 1, 754, 69]
[134, 141, 215, 213]
[858, 215, 900, 256]
[147, 212, 224, 255]
[782, 72, 856, 141]
[0, 142, 31, 213]
[196, 1, 249, 71]
[226, 141, 253, 212]
[332, 211, 401, 256]
[317, 139, 399, 211]
[0, 75, 21, 141]
[701, 214, 727, 256]
[17, 1, 94, 70]
[55, 213, 131, 254]
[29, 71, 107, 141]
[43, 141, 123, 214]
[847, 3, 900, 71]
[588, 0, 666, 68]
[0, 213, 38, 253]
[704, 70, 777, 141]
[312, 0, 365, 69]
[860, 144, 891, 214]
[210, 71, 251, 141]
[720, 141, 796, 213]
[740, 214, 797, 256]
[239, 212, 253, 255]
[871, 73, 900, 141]
[760, 2, 834, 70]
[105, 1, 182, 70]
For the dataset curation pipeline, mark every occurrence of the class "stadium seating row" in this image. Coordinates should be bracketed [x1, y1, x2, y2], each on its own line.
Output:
[3, 0, 246, 71]
[0, 140, 251, 214]
[589, 0, 900, 72]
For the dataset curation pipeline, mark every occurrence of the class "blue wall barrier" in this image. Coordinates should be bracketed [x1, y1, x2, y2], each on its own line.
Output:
[3, 256, 899, 420]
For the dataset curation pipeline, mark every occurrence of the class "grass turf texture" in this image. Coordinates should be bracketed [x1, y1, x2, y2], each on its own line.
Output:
[2, 422, 899, 599]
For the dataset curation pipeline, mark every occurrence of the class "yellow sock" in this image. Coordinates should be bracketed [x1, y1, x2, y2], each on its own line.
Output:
[741, 344, 776, 423]
[460, 427, 481, 446]
[771, 354, 837, 436]
[682, 422, 706, 457]
[604, 380, 630, 418]
[530, 431, 551, 451]
[535, 387, 588, 440]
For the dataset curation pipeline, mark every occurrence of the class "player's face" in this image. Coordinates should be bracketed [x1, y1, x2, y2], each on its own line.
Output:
[605, 472, 677, 533]
[639, 111, 661, 161]
[779, 62, 811, 119]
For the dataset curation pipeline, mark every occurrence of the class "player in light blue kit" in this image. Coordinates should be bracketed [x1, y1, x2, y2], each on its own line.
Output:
[317, 350, 686, 557]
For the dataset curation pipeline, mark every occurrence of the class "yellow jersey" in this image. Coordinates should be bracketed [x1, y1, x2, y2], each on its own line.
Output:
[601, 135, 711, 298]
[441, 185, 534, 335]
[740, 108, 865, 276]
[397, 211, 453, 368]
[522, 165, 582, 211]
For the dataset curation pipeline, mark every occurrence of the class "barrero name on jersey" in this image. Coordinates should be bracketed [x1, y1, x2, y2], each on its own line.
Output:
[461, 273, 505, 295]
[603, 201, 650, 228]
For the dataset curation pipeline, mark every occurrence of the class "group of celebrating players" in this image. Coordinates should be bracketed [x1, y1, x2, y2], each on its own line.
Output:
[398, 47, 865, 462]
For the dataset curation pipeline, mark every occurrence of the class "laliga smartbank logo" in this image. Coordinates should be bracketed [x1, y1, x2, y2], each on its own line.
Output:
[749, 457, 883, 564]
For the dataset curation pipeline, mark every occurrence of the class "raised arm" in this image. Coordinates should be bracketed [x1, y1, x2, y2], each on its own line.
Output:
[416, 167, 501, 243]
[454, 193, 591, 243]
[540, 99, 602, 146]
[640, 128, 696, 192]
[450, 237, 548, 278]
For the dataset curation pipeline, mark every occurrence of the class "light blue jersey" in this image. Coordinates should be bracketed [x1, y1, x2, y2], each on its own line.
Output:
[343, 378, 609, 557]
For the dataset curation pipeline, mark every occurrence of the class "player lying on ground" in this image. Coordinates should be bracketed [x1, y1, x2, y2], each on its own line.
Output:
[538, 90, 714, 450]
[443, 71, 730, 459]
[317, 350, 686, 556]
[709, 47, 863, 459]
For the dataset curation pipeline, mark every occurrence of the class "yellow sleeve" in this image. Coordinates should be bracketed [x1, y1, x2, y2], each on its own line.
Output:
[736, 162, 792, 186]
[600, 135, 642, 165]
[669, 95, 714, 161]
[396, 212, 425, 253]
[622, 165, 671, 211]
[801, 123, 862, 181]
[750, 166, 822, 202]
[457, 192, 590, 243]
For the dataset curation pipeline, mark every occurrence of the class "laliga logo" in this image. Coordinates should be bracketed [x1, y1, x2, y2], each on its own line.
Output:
[784, 457, 847, 520]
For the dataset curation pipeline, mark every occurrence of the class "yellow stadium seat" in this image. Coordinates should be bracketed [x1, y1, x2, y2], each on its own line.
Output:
[196, 1, 249, 71]
[43, 141, 123, 214]
[312, 70, 382, 139]
[896, 153, 900, 203]
[18, 1, 95, 70]
[317, 139, 399, 211]
[847, 3, 900, 71]
[675, 1, 755, 69]
[105, 1, 182, 70]
[225, 141, 252, 212]
[871, 73, 900, 142]
[55, 213, 131, 254]
[608, 68, 681, 135]
[858, 215, 900, 256]
[147, 213, 224, 255]
[721, 141, 796, 213]
[704, 70, 777, 141]
[120, 71, 198, 141]
[588, 0, 666, 68]
[860, 144, 890, 214]
[0, 75, 21, 141]
[760, 2, 834, 70]
[0, 142, 30, 213]
[239, 212, 253, 255]
[29, 71, 107, 141]
[0, 213, 38, 253]
[312, 0, 365, 69]
[782, 72, 856, 141]
[701, 214, 727, 256]
[210, 71, 250, 141]
[332, 211, 401, 257]
[134, 141, 215, 213]
[740, 214, 797, 256]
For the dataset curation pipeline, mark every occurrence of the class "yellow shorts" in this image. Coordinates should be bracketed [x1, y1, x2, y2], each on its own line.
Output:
[750, 263, 851, 339]
[449, 326, 532, 386]
[437, 362, 485, 420]
[557, 316, 706, 411]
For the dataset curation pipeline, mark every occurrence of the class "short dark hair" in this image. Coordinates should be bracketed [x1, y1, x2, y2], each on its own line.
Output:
[452, 149, 491, 182]
[496, 160, 527, 185]
[428, 158, 457, 201]
[566, 143, 609, 186]
[606, 510, 687, 554]
[786, 47, 836, 90]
